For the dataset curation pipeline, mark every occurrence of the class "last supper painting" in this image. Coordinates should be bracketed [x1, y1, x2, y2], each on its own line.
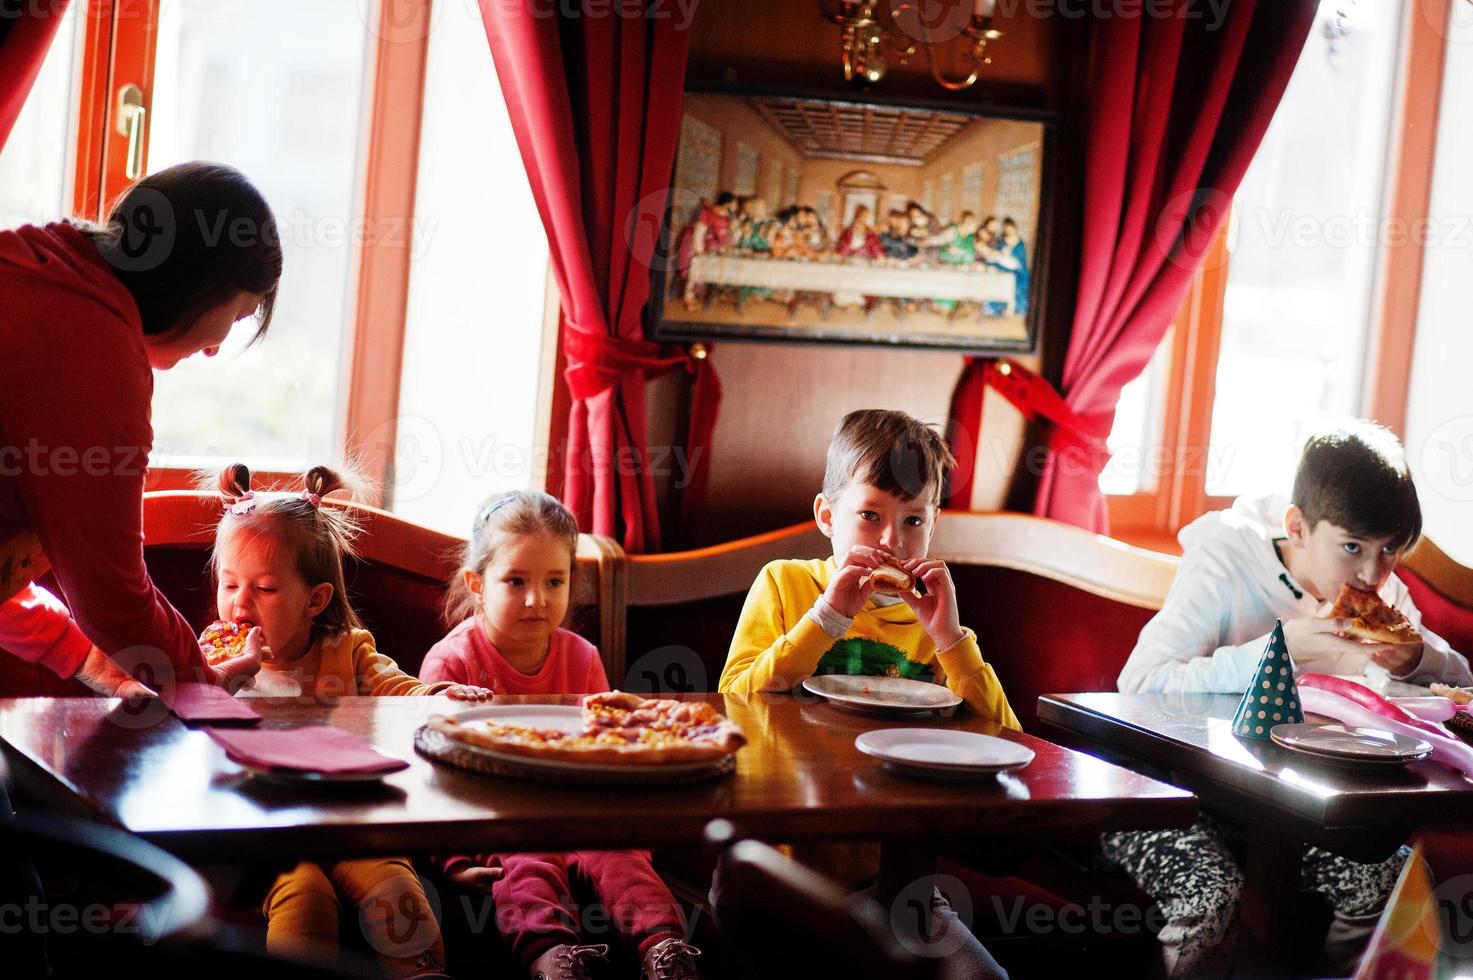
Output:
[652, 90, 1051, 353]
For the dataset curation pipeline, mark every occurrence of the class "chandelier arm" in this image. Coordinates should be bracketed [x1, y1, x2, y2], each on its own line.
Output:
[926, 41, 980, 91]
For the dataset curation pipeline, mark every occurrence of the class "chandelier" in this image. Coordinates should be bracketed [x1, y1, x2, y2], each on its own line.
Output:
[829, 0, 1004, 90]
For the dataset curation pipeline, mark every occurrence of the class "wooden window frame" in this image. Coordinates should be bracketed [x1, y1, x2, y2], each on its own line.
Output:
[1106, 0, 1448, 552]
[66, 0, 432, 506]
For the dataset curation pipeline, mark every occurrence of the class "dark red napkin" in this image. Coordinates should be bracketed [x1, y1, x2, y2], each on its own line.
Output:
[206, 725, 409, 775]
[165, 682, 260, 724]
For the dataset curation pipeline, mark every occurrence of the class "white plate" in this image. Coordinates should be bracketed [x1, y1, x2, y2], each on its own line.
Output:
[1269, 724, 1432, 763]
[855, 728, 1034, 775]
[433, 704, 736, 777]
[803, 675, 962, 713]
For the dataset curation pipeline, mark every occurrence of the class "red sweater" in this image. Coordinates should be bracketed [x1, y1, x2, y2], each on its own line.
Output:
[420, 617, 609, 696]
[0, 222, 204, 679]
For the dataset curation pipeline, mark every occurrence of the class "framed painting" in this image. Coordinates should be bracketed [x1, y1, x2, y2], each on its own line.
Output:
[650, 87, 1054, 354]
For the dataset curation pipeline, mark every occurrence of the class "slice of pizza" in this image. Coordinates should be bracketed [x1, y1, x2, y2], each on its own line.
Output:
[1326, 584, 1421, 645]
[582, 691, 747, 754]
[199, 620, 253, 665]
[1430, 683, 1473, 706]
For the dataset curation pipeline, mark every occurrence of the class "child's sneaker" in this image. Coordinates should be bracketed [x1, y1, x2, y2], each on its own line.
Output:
[640, 938, 702, 980]
[530, 943, 609, 980]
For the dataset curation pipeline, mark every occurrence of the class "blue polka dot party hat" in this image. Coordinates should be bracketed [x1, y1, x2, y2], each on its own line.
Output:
[1233, 621, 1303, 740]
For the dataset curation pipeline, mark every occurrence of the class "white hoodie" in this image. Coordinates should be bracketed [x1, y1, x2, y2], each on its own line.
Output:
[1116, 495, 1472, 694]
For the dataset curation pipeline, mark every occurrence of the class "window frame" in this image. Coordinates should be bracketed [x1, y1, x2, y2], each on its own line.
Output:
[1105, 0, 1446, 551]
[66, 0, 433, 505]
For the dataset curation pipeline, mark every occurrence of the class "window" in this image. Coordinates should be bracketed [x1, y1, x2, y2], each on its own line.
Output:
[391, 0, 552, 535]
[147, 0, 372, 471]
[0, 0, 554, 522]
[1103, 0, 1405, 542]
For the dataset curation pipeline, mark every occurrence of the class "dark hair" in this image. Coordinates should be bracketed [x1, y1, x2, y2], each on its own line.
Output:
[83, 162, 282, 340]
[822, 409, 957, 507]
[207, 463, 364, 637]
[1291, 421, 1422, 549]
[715, 192, 737, 208]
[1003, 217, 1019, 231]
[444, 490, 580, 626]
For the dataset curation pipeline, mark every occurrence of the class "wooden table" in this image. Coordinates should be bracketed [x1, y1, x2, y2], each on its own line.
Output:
[0, 693, 1193, 871]
[1038, 691, 1473, 977]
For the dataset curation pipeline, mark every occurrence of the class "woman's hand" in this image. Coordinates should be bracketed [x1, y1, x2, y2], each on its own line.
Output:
[73, 646, 157, 700]
[446, 684, 493, 702]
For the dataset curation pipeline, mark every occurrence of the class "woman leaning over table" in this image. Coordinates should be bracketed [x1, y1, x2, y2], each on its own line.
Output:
[0, 162, 279, 697]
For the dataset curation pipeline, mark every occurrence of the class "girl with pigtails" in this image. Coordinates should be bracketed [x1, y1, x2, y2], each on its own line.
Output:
[204, 462, 489, 978]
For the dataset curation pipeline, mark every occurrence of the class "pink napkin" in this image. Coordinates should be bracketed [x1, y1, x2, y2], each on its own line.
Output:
[206, 725, 409, 775]
[165, 682, 261, 724]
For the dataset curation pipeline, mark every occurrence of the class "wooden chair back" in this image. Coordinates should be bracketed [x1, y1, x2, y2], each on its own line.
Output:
[709, 835, 938, 980]
[619, 522, 829, 692]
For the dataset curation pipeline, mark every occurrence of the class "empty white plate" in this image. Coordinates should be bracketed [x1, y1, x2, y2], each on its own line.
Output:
[1269, 723, 1431, 765]
[855, 728, 1035, 775]
[803, 675, 962, 713]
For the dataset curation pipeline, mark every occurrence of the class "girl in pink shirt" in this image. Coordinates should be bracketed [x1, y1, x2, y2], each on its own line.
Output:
[420, 491, 703, 980]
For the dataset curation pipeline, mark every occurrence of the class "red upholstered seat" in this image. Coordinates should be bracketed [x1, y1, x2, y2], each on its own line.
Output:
[0, 492, 619, 696]
[1400, 566, 1473, 660]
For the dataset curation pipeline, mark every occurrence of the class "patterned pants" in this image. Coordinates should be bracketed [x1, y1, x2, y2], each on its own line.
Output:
[1100, 816, 1407, 979]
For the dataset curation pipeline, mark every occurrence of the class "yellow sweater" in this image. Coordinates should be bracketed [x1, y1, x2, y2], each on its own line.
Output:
[719, 558, 1019, 730]
[262, 627, 452, 701]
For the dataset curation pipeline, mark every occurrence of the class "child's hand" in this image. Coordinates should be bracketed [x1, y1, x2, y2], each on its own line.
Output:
[823, 545, 887, 618]
[1281, 617, 1373, 675]
[446, 684, 493, 702]
[898, 558, 965, 652]
[1370, 640, 1424, 677]
[199, 627, 267, 694]
[447, 861, 503, 894]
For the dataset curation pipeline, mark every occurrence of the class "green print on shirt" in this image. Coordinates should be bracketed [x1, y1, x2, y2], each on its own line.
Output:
[813, 637, 934, 681]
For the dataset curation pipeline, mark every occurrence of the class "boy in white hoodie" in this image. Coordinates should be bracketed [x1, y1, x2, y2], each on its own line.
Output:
[1106, 421, 1470, 978]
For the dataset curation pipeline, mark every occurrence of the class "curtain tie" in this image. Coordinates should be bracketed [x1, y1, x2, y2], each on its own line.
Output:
[563, 325, 696, 400]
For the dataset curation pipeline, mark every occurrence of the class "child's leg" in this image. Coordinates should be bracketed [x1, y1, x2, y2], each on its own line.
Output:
[1100, 818, 1244, 980]
[489, 852, 582, 972]
[570, 850, 686, 955]
[1299, 844, 1410, 975]
[263, 862, 340, 963]
[329, 857, 446, 978]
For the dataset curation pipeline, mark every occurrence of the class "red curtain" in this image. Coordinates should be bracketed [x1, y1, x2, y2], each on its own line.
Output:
[477, 1, 718, 553]
[947, 0, 1317, 529]
[0, 1, 71, 152]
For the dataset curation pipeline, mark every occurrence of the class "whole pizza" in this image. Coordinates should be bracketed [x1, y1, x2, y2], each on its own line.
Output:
[430, 691, 746, 766]
[1326, 584, 1422, 645]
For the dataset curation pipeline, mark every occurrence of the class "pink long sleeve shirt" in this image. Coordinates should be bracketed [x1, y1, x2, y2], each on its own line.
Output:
[419, 617, 609, 696]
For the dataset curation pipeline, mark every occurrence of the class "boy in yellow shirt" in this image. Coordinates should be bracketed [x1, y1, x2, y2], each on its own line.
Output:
[720, 407, 1018, 727]
[718, 409, 1015, 980]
